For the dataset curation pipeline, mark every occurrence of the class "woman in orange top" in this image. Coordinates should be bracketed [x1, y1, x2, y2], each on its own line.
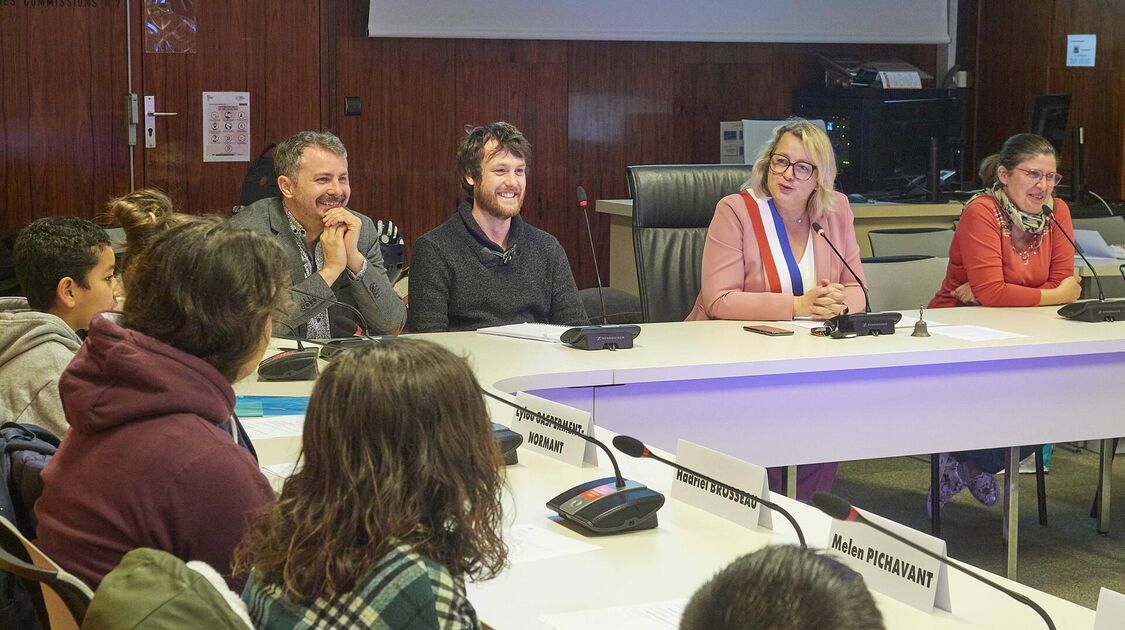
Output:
[927, 133, 1080, 516]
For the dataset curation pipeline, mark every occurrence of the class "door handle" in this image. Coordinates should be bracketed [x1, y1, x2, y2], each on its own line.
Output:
[143, 95, 178, 148]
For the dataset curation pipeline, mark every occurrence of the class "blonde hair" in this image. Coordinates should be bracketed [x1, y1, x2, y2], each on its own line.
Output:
[745, 119, 838, 219]
[103, 189, 188, 282]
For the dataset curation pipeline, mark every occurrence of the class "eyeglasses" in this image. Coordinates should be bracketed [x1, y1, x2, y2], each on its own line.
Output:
[1015, 167, 1063, 187]
[769, 154, 817, 181]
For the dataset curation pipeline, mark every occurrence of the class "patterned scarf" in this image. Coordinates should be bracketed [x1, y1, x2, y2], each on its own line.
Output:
[981, 182, 1053, 235]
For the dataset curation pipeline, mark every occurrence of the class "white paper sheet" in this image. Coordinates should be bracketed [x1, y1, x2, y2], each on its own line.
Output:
[241, 415, 305, 440]
[539, 599, 686, 630]
[506, 524, 600, 565]
[929, 325, 1027, 341]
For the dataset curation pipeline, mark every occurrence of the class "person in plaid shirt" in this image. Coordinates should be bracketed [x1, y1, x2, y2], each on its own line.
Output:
[235, 339, 507, 629]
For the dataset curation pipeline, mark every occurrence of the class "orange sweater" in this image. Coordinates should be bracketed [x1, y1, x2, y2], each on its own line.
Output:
[929, 196, 1074, 308]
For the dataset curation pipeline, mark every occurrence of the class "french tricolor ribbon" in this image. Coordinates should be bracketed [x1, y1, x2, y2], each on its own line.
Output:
[740, 190, 804, 296]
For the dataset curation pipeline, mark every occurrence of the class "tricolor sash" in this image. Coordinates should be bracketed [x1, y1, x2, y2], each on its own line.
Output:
[740, 190, 805, 296]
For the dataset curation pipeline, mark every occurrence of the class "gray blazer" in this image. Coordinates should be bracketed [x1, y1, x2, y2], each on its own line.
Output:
[231, 198, 406, 336]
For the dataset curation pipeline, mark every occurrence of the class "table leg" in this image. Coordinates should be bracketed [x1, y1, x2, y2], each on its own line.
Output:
[1006, 446, 1019, 580]
[786, 465, 797, 499]
[1099, 438, 1112, 534]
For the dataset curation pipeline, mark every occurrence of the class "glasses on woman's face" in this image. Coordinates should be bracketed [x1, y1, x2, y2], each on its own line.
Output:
[1015, 167, 1063, 187]
[769, 154, 817, 181]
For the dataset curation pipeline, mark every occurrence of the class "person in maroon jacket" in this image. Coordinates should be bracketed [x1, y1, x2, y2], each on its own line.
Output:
[34, 216, 289, 590]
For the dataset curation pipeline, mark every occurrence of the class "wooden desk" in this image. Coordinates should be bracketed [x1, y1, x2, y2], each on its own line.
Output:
[596, 198, 965, 294]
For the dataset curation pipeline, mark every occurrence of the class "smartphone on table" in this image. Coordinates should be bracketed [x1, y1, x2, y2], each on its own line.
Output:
[743, 325, 795, 337]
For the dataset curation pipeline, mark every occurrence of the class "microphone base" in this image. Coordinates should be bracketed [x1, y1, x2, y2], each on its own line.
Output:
[547, 477, 665, 534]
[1058, 299, 1125, 322]
[829, 312, 902, 337]
[492, 423, 523, 466]
[561, 325, 641, 350]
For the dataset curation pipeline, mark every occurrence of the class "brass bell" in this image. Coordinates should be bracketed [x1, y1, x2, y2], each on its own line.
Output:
[912, 306, 930, 338]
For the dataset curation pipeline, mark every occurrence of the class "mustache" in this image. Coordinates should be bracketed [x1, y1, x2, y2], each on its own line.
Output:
[316, 194, 347, 206]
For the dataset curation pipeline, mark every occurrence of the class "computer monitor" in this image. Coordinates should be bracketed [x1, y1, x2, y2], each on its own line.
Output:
[1027, 94, 1071, 152]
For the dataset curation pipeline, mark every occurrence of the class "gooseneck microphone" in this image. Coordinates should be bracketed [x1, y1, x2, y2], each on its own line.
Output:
[1043, 205, 1125, 322]
[482, 390, 665, 534]
[577, 185, 609, 325]
[810, 223, 900, 336]
[286, 286, 380, 342]
[612, 434, 806, 549]
[812, 493, 1056, 630]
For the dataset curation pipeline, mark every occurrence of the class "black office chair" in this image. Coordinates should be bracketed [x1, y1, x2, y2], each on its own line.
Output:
[627, 164, 756, 323]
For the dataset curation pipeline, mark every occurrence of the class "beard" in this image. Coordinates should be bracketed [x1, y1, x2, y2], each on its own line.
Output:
[473, 185, 523, 220]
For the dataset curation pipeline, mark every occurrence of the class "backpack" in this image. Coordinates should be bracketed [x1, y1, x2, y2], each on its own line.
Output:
[0, 423, 59, 630]
[239, 144, 282, 207]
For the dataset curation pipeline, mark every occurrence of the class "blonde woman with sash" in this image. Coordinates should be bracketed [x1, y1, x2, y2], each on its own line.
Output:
[687, 118, 867, 501]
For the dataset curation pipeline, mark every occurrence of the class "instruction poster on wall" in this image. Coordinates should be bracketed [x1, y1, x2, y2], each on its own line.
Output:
[203, 91, 250, 162]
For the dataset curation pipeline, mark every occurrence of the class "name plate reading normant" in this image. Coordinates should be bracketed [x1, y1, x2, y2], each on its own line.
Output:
[670, 440, 772, 532]
[826, 509, 951, 613]
[1095, 587, 1125, 630]
[511, 392, 597, 467]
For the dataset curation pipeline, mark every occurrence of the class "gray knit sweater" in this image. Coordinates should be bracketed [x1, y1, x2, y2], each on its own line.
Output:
[407, 204, 588, 332]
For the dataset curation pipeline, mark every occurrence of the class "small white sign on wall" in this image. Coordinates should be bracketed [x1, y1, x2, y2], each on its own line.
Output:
[1066, 34, 1096, 67]
[203, 91, 250, 162]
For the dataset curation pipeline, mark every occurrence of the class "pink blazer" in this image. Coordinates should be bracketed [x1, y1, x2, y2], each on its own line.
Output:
[686, 190, 867, 321]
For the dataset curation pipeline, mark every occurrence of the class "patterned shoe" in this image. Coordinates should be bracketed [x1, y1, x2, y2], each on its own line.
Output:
[928, 453, 966, 517]
[960, 462, 998, 506]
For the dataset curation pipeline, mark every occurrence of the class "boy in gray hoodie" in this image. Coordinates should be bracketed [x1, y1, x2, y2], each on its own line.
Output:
[0, 217, 119, 436]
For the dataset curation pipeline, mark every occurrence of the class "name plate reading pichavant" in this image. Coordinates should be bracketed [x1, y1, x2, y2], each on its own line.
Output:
[826, 509, 951, 613]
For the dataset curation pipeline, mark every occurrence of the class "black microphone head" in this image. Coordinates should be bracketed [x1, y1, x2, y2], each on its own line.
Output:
[812, 492, 854, 520]
[1041, 204, 1054, 217]
[810, 222, 825, 235]
[577, 185, 588, 206]
[612, 435, 647, 458]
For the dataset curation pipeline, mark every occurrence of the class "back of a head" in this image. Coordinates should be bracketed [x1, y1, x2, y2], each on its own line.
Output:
[680, 545, 885, 630]
[235, 339, 507, 604]
[120, 216, 290, 382]
[978, 133, 1056, 188]
[13, 216, 110, 311]
[105, 189, 187, 280]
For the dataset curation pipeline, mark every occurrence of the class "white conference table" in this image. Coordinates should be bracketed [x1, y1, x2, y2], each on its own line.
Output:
[239, 305, 1124, 596]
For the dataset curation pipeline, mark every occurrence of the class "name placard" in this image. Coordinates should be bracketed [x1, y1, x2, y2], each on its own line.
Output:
[511, 392, 597, 467]
[826, 509, 951, 613]
[670, 440, 772, 532]
[1095, 588, 1125, 630]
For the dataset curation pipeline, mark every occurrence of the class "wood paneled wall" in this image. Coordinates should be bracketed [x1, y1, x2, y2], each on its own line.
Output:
[974, 1, 1125, 199]
[324, 0, 936, 288]
[0, 1, 130, 228]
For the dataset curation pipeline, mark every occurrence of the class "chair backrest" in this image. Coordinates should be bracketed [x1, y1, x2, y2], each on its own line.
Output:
[627, 164, 756, 322]
[1073, 216, 1125, 246]
[861, 256, 950, 312]
[868, 228, 954, 258]
[0, 516, 92, 630]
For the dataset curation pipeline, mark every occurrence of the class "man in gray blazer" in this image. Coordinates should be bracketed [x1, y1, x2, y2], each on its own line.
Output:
[231, 131, 405, 338]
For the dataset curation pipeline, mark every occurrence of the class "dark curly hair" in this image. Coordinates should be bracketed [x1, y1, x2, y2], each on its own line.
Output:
[455, 121, 531, 199]
[14, 216, 111, 311]
[235, 339, 508, 604]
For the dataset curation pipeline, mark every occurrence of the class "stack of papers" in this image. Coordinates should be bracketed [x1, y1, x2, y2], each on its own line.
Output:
[477, 323, 571, 343]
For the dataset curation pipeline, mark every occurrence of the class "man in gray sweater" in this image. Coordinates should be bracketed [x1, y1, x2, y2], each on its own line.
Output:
[408, 122, 588, 332]
[232, 131, 406, 338]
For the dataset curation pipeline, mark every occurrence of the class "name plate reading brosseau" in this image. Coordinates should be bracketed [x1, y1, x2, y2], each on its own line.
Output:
[670, 440, 772, 532]
[511, 392, 597, 467]
[1095, 587, 1125, 630]
[826, 509, 951, 613]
